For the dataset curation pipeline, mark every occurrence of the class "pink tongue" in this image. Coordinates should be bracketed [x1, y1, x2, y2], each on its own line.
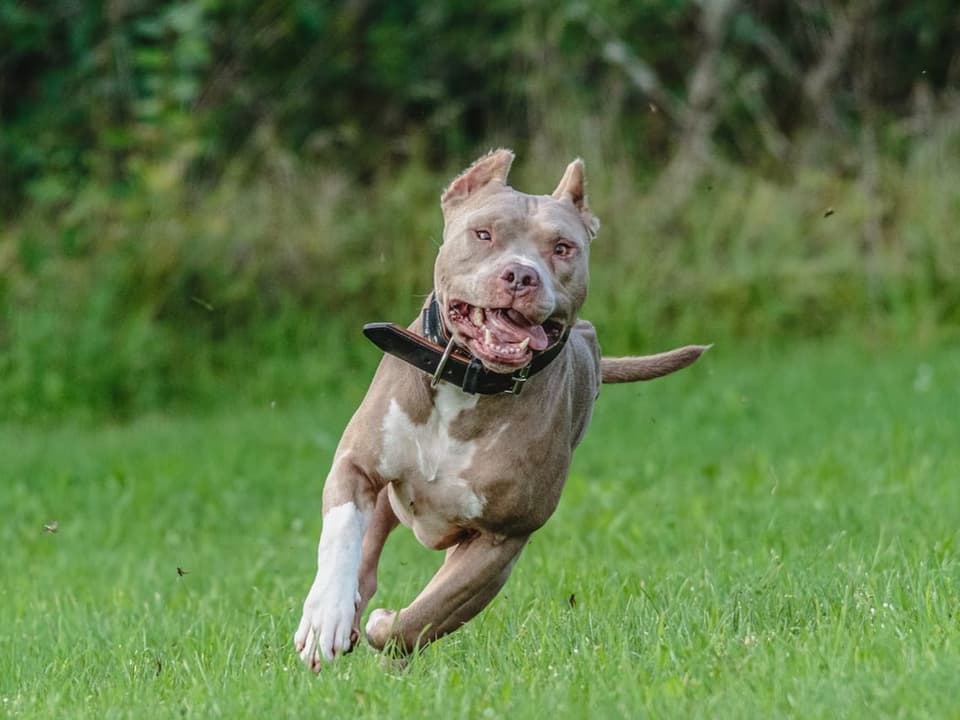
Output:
[486, 311, 550, 351]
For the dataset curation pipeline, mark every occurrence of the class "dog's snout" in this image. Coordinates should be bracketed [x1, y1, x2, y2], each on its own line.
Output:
[500, 263, 540, 295]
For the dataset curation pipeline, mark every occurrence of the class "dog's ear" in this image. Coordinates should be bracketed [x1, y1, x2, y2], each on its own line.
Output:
[552, 158, 600, 239]
[441, 149, 515, 209]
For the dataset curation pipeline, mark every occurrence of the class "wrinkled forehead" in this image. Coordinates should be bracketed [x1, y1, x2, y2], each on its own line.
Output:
[447, 189, 591, 242]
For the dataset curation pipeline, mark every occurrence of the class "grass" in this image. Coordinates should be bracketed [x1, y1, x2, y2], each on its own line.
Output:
[2, 338, 958, 718]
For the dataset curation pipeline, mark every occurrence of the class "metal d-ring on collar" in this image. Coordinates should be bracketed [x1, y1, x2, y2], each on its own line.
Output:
[431, 336, 457, 389]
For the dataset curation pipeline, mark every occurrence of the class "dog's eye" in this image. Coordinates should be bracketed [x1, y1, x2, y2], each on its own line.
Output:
[554, 242, 574, 257]
[474, 229, 492, 242]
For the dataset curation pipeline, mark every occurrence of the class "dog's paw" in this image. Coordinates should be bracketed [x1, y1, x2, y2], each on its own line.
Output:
[364, 607, 398, 651]
[294, 576, 361, 670]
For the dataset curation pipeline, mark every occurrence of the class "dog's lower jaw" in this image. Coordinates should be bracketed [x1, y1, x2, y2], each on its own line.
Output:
[445, 298, 564, 371]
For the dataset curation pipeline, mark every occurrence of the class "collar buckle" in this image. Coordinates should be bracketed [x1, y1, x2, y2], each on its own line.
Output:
[507, 364, 531, 395]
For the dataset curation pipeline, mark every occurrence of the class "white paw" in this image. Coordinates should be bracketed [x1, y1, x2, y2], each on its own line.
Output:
[293, 501, 367, 670]
[294, 575, 360, 669]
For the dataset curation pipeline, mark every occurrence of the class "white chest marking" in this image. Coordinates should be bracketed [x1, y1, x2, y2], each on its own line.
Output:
[378, 385, 486, 543]
[379, 385, 478, 483]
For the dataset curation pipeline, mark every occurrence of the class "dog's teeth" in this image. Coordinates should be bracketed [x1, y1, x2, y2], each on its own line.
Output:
[472, 307, 485, 326]
[484, 327, 493, 346]
[518, 337, 530, 351]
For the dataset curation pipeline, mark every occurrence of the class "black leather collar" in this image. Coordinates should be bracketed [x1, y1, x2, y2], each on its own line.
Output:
[362, 294, 570, 395]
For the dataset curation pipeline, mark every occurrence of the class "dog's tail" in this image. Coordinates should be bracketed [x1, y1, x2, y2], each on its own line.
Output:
[601, 345, 711, 384]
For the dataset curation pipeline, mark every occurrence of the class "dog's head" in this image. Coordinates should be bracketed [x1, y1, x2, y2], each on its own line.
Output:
[433, 149, 599, 374]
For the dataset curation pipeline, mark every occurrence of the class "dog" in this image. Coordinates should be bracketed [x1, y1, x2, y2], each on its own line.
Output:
[294, 149, 707, 669]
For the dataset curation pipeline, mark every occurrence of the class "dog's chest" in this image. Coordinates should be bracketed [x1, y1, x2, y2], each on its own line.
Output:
[377, 385, 488, 548]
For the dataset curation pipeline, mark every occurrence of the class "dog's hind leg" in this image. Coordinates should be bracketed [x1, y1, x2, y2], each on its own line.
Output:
[364, 533, 528, 654]
[353, 486, 400, 643]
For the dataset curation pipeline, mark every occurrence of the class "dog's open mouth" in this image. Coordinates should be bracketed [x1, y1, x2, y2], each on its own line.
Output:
[448, 301, 564, 369]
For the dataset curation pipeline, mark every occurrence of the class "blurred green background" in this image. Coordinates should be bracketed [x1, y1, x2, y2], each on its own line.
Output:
[2, 0, 958, 421]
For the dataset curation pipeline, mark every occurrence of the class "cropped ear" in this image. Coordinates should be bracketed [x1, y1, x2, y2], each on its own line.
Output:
[441, 149, 515, 209]
[552, 158, 600, 239]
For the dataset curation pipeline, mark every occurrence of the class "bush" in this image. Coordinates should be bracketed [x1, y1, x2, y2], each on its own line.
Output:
[3, 1, 960, 419]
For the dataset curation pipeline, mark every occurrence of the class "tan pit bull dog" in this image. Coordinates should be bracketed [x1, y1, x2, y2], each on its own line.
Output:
[294, 149, 707, 669]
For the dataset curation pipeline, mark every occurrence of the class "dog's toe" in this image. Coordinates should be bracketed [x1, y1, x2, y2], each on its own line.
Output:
[296, 627, 319, 669]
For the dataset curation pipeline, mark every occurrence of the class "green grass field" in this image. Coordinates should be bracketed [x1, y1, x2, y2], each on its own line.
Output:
[2, 339, 958, 719]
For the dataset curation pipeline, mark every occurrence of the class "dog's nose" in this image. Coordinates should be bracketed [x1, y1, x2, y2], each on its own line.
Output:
[500, 263, 540, 295]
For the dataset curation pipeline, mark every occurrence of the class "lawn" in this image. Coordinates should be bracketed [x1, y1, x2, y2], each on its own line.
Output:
[2, 339, 958, 719]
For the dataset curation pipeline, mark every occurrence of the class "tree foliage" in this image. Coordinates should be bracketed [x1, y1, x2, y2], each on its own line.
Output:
[4, 0, 958, 211]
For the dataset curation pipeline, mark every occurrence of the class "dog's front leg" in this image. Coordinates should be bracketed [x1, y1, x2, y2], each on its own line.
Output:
[294, 455, 376, 670]
[365, 532, 528, 654]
